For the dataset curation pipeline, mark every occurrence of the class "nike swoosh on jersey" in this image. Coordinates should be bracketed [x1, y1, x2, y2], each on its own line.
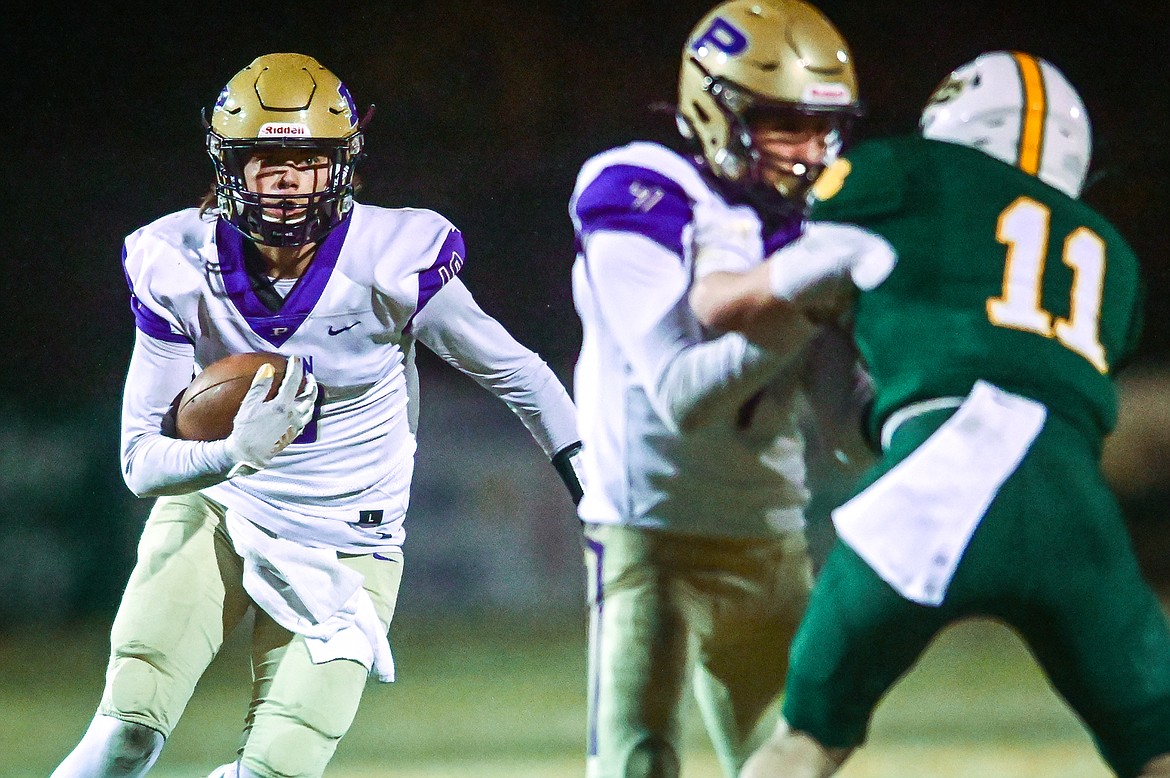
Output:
[328, 321, 360, 336]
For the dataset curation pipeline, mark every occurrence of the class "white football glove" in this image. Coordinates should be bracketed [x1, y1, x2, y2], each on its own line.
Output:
[225, 356, 318, 479]
[691, 201, 761, 279]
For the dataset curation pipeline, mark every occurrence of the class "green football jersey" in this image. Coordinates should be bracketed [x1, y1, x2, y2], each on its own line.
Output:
[810, 136, 1144, 449]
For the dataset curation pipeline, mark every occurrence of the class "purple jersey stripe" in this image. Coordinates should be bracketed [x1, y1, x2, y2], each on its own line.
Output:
[574, 165, 693, 258]
[763, 215, 804, 256]
[122, 245, 190, 343]
[584, 535, 605, 757]
[129, 294, 189, 343]
[215, 216, 351, 347]
[409, 228, 466, 327]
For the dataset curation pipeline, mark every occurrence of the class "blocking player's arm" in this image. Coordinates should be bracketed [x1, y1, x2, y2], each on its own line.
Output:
[688, 202, 819, 354]
[584, 230, 796, 433]
[688, 261, 813, 350]
[120, 331, 240, 497]
[409, 277, 584, 504]
[691, 223, 895, 333]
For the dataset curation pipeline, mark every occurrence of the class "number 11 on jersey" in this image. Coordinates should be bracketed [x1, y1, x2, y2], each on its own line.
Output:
[986, 196, 1109, 373]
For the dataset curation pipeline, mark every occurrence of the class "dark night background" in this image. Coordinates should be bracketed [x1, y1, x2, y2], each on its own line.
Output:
[2, 1, 1168, 625]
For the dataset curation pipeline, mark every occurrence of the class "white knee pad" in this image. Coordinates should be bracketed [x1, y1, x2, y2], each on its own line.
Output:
[51, 714, 164, 778]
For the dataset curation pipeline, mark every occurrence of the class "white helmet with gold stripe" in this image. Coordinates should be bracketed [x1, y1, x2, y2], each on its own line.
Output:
[919, 51, 1091, 198]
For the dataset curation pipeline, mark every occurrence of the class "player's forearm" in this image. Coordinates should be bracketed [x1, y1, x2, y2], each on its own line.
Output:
[657, 332, 793, 433]
[119, 331, 236, 496]
[580, 232, 777, 431]
[471, 358, 580, 458]
[469, 359, 583, 503]
[413, 280, 580, 458]
[121, 434, 235, 497]
[690, 266, 816, 353]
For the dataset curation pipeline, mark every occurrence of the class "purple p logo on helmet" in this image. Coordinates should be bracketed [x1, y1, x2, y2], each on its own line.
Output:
[338, 83, 358, 127]
[691, 17, 749, 56]
[214, 86, 230, 110]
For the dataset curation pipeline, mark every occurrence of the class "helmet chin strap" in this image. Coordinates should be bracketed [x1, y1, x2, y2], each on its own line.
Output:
[723, 131, 819, 224]
[679, 107, 816, 225]
[695, 158, 808, 230]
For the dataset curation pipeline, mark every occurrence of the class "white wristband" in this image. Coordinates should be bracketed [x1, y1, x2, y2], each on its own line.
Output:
[767, 240, 851, 301]
[767, 224, 897, 300]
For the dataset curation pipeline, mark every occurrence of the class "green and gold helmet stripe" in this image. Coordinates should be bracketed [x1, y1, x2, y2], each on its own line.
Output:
[1011, 51, 1047, 176]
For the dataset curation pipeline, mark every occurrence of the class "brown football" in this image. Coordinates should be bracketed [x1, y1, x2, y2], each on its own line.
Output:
[174, 352, 289, 441]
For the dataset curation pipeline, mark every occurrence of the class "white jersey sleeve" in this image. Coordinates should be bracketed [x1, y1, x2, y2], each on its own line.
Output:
[410, 278, 579, 458]
[119, 210, 240, 497]
[581, 231, 788, 432]
[120, 330, 237, 496]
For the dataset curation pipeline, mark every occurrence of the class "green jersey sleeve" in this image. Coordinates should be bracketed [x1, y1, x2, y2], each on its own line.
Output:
[809, 140, 908, 224]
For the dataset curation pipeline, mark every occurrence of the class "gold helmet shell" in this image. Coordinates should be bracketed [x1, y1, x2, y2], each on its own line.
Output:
[677, 0, 861, 205]
[210, 52, 361, 142]
[206, 53, 367, 246]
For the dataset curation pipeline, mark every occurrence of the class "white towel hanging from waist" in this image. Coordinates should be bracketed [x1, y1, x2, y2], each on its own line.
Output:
[831, 380, 1046, 606]
[226, 510, 395, 682]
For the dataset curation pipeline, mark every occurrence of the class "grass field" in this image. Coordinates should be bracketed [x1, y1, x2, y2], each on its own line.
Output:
[3, 613, 1111, 777]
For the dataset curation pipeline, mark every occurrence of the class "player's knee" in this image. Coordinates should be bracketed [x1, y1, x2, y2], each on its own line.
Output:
[59, 715, 164, 777]
[107, 721, 164, 772]
[741, 721, 850, 778]
[106, 653, 164, 708]
[625, 734, 680, 778]
[101, 654, 176, 732]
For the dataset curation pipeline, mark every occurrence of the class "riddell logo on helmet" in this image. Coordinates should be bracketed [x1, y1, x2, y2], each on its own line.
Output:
[258, 123, 312, 137]
[802, 84, 852, 105]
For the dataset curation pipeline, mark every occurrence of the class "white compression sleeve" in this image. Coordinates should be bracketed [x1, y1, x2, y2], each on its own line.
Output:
[119, 331, 236, 497]
[411, 278, 580, 458]
[584, 231, 791, 432]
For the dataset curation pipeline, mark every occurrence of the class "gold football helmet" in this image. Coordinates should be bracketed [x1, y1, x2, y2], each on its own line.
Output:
[677, 0, 861, 212]
[206, 53, 368, 246]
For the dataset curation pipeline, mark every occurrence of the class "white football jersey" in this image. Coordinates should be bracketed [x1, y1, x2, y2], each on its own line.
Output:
[570, 142, 810, 537]
[121, 202, 577, 551]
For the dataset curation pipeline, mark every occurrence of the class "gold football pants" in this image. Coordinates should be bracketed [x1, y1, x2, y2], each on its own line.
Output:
[583, 523, 811, 778]
[97, 492, 403, 777]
